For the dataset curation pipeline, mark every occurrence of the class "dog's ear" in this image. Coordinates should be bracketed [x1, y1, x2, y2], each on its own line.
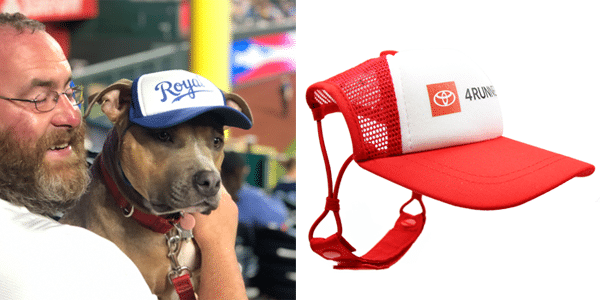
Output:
[85, 79, 133, 125]
[222, 91, 253, 124]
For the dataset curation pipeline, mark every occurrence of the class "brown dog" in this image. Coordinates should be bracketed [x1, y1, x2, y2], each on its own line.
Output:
[61, 73, 252, 299]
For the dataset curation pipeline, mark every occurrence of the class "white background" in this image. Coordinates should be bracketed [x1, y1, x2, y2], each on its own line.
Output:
[296, 1, 600, 299]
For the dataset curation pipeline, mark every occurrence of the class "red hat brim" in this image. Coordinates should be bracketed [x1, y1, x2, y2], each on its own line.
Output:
[358, 136, 594, 210]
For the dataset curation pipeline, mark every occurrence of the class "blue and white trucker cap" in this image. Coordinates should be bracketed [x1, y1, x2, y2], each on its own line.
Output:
[129, 70, 252, 129]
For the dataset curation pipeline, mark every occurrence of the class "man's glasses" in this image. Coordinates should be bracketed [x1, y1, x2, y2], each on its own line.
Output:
[0, 85, 84, 112]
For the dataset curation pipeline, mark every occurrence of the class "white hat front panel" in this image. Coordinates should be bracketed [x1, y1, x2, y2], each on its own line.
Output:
[387, 49, 503, 154]
[136, 70, 224, 118]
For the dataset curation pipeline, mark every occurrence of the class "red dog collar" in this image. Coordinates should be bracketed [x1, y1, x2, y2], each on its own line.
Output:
[99, 153, 181, 234]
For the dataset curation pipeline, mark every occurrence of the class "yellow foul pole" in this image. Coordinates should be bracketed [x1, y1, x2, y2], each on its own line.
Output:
[190, 0, 231, 92]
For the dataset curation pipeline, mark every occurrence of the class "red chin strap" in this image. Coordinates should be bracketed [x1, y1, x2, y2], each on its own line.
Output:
[309, 120, 426, 270]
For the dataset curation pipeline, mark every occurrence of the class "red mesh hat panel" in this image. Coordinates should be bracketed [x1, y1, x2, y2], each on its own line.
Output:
[307, 56, 403, 161]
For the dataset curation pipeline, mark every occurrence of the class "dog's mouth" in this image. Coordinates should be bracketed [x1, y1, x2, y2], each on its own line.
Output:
[181, 201, 219, 215]
[148, 203, 176, 215]
[145, 197, 219, 216]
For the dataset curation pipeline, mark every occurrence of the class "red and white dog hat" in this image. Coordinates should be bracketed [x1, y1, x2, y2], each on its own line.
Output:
[305, 49, 595, 270]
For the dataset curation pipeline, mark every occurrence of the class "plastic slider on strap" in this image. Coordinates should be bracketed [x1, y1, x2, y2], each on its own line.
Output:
[325, 197, 340, 212]
[310, 233, 357, 261]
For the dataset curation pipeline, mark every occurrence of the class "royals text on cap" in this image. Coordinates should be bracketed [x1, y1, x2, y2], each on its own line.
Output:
[130, 69, 252, 129]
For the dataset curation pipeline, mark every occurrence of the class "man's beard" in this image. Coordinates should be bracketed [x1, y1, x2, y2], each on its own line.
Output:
[0, 124, 90, 216]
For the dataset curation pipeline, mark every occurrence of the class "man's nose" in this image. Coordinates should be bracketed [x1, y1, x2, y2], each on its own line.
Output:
[50, 93, 82, 128]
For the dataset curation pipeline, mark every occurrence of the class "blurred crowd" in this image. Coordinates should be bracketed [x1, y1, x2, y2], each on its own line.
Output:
[232, 0, 296, 30]
[222, 151, 296, 299]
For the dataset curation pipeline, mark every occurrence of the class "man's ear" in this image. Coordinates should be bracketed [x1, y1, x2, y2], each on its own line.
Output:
[84, 79, 133, 125]
[222, 91, 253, 124]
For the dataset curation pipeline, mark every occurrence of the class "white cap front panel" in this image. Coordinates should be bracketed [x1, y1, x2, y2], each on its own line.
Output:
[386, 49, 503, 154]
[136, 70, 224, 117]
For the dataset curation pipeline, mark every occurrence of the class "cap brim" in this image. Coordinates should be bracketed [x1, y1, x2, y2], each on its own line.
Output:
[357, 136, 594, 210]
[129, 106, 253, 129]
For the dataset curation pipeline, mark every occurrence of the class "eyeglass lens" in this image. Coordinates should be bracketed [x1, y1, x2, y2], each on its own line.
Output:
[34, 87, 82, 112]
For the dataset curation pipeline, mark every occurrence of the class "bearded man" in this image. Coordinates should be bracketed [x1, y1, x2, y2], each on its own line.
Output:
[0, 13, 246, 300]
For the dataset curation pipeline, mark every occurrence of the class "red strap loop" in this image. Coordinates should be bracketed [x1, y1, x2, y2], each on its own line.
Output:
[401, 192, 426, 216]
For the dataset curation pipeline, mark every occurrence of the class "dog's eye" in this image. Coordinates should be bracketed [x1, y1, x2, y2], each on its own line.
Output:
[155, 131, 172, 142]
[213, 137, 224, 149]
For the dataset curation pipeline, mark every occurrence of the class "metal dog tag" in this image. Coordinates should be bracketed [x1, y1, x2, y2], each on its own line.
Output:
[175, 223, 194, 240]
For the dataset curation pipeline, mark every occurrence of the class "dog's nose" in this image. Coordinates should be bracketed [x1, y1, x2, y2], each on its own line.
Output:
[193, 170, 221, 197]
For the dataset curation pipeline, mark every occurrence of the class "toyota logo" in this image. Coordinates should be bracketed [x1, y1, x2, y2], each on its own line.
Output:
[433, 90, 456, 107]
